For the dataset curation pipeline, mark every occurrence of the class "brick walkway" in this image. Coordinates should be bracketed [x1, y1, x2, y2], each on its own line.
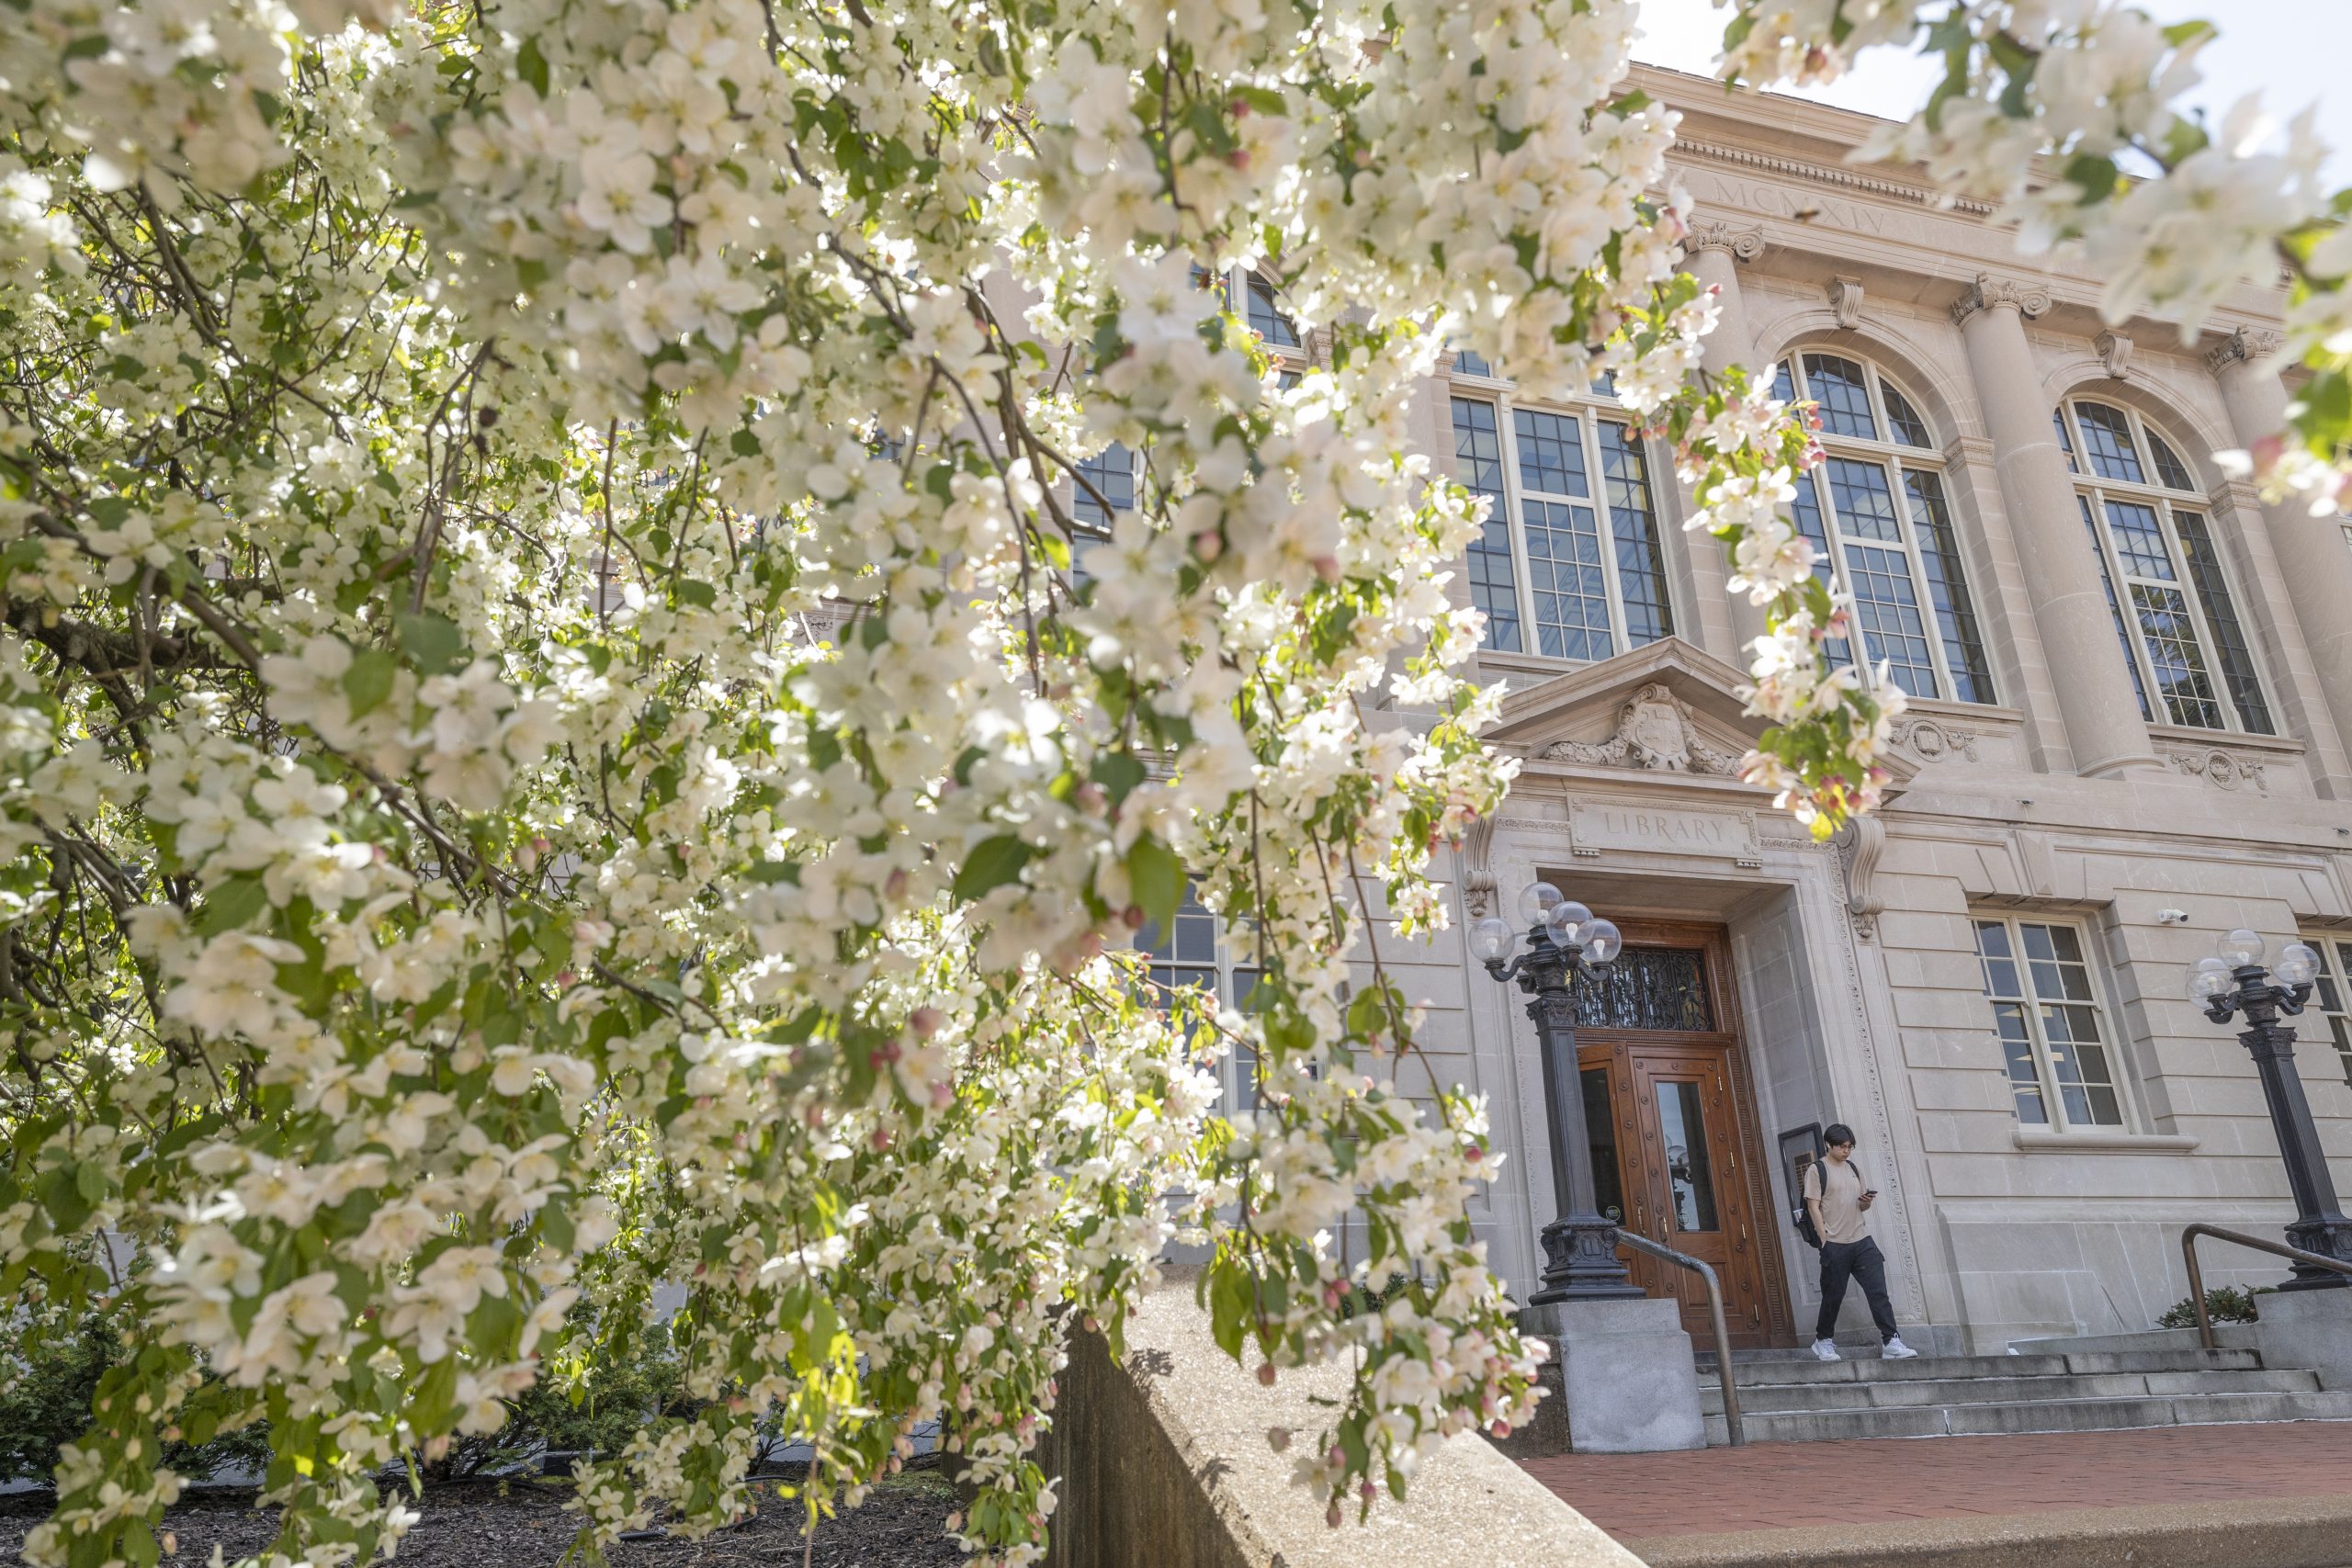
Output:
[1518, 1421, 2352, 1540]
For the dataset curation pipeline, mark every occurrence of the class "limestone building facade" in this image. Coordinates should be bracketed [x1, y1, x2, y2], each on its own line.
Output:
[1360, 68, 2352, 1354]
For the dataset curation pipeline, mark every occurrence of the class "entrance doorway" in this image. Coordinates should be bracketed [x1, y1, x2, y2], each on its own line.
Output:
[1570, 919, 1792, 1348]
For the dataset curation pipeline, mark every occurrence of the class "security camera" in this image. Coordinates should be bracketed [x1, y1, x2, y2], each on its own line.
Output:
[2156, 909, 2189, 926]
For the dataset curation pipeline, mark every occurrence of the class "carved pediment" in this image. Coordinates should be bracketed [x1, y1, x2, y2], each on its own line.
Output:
[1487, 638, 1767, 778]
[1484, 636, 1917, 796]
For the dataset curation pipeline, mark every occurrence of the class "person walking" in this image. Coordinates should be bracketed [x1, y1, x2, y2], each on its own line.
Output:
[1804, 1123, 1917, 1361]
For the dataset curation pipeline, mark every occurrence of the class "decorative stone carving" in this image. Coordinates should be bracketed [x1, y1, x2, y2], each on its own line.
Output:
[2165, 747, 2270, 794]
[2206, 326, 2287, 373]
[1538, 682, 1745, 775]
[1827, 275, 1866, 330]
[1951, 274, 2052, 327]
[1888, 717, 1982, 764]
[1687, 218, 1766, 261]
[1458, 813, 1499, 918]
[2095, 329, 2133, 379]
[1838, 815, 1887, 942]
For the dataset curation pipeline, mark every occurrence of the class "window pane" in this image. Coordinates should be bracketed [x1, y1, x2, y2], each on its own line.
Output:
[1771, 359, 1796, 403]
[1523, 499, 1614, 661]
[1582, 1066, 1625, 1224]
[1072, 443, 1134, 529]
[2149, 432, 2196, 492]
[1826, 457, 1903, 542]
[1847, 543, 1939, 697]
[1453, 346, 1492, 377]
[2103, 499, 2175, 581]
[1974, 919, 2020, 999]
[2169, 509, 2273, 735]
[1992, 1000, 2051, 1124]
[1790, 472, 1853, 668]
[1883, 383, 1933, 448]
[2131, 582, 2225, 729]
[1599, 421, 1673, 648]
[1905, 469, 1994, 704]
[1512, 407, 1589, 497]
[1451, 399, 1521, 652]
[1589, 369, 1618, 399]
[2054, 410, 2078, 474]
[2075, 401, 2145, 484]
[1656, 1081, 1721, 1233]
[1804, 353, 1880, 440]
[2082, 496, 2153, 720]
[1246, 274, 1300, 347]
[2019, 922, 2124, 1129]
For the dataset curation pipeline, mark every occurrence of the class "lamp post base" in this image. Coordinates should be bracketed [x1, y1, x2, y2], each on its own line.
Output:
[1528, 1216, 1647, 1304]
[2280, 1215, 2352, 1291]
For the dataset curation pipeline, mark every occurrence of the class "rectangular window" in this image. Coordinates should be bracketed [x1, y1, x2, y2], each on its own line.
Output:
[1452, 346, 1493, 377]
[1904, 469, 1994, 705]
[2102, 498, 2175, 581]
[1845, 542, 1939, 698]
[1513, 407, 1589, 497]
[1973, 917, 2128, 1130]
[1137, 885, 1265, 1111]
[1072, 443, 1135, 530]
[1790, 471, 1853, 669]
[2082, 496, 2153, 720]
[1598, 420, 1673, 648]
[2130, 582, 2225, 729]
[1522, 498, 1615, 661]
[1826, 457, 1903, 542]
[2074, 402, 2145, 484]
[2169, 509, 2274, 735]
[2303, 934, 2352, 1089]
[1451, 398, 1522, 653]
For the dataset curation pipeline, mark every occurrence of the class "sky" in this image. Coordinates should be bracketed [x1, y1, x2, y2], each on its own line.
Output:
[1628, 0, 2352, 182]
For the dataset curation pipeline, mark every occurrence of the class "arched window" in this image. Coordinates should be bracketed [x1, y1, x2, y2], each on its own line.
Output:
[1772, 354, 1994, 704]
[2062, 398, 2272, 734]
[1447, 357, 1677, 661]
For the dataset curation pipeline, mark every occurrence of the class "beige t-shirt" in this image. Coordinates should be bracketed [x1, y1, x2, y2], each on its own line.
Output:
[1804, 1156, 1870, 1246]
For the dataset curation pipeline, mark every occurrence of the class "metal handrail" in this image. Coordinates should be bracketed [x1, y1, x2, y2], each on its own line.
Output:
[2179, 1223, 2352, 1350]
[1614, 1229, 1744, 1446]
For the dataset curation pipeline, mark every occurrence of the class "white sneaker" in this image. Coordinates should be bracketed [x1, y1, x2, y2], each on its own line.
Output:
[1882, 1337, 1919, 1359]
[1810, 1337, 1841, 1361]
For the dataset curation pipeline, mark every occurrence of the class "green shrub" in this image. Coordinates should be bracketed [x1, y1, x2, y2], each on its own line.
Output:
[2156, 1285, 2262, 1329]
[420, 1308, 692, 1481]
[0, 1297, 269, 1485]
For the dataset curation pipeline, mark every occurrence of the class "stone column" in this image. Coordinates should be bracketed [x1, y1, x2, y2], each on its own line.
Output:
[1683, 220, 1768, 664]
[2208, 327, 2352, 794]
[1952, 275, 2161, 778]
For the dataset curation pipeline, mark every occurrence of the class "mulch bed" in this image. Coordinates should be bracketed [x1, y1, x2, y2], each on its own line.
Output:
[1, 1468, 964, 1567]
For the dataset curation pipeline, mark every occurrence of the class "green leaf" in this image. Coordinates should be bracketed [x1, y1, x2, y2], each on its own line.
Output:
[516, 36, 550, 96]
[1091, 751, 1147, 804]
[198, 876, 268, 937]
[1126, 836, 1185, 931]
[396, 612, 467, 676]
[952, 835, 1035, 902]
[342, 648, 400, 718]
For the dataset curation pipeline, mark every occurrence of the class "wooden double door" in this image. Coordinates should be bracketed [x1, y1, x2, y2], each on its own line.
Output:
[1569, 921, 1792, 1348]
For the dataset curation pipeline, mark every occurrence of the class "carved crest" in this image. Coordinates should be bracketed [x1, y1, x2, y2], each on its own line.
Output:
[1540, 682, 1745, 776]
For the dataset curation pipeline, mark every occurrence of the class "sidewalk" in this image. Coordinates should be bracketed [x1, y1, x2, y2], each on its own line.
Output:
[1518, 1421, 2352, 1540]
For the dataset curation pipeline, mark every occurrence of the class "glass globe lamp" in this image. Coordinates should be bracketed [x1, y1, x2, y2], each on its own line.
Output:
[1470, 918, 1515, 965]
[2276, 942, 2321, 987]
[2186, 956, 2233, 1003]
[1580, 917, 1623, 964]
[2217, 929, 2266, 968]
[1546, 898, 1592, 942]
[1516, 881, 1563, 927]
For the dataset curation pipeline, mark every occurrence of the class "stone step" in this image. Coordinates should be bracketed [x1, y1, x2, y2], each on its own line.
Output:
[1702, 1388, 2352, 1445]
[1694, 1347, 2262, 1385]
[1700, 1366, 2320, 1416]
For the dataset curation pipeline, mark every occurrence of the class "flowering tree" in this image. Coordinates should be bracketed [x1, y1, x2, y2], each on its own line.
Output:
[0, 2, 2336, 1566]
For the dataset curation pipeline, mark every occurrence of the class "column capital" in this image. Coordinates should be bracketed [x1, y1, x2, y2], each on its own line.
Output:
[1686, 218, 1766, 262]
[2205, 326, 2287, 374]
[1951, 274, 2053, 328]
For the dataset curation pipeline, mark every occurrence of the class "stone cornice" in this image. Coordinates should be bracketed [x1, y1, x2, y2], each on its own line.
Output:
[1951, 275, 2053, 327]
[1687, 217, 1767, 260]
[1673, 138, 1997, 218]
[2205, 326, 2286, 373]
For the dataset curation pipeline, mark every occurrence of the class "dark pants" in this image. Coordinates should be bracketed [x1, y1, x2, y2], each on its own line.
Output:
[1815, 1236, 1900, 1344]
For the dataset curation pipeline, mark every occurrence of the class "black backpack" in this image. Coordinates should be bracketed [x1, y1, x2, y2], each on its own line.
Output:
[1793, 1159, 1866, 1249]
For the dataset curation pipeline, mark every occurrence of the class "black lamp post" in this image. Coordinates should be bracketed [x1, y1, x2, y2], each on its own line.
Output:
[2188, 930, 2352, 1289]
[1473, 883, 1645, 1304]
